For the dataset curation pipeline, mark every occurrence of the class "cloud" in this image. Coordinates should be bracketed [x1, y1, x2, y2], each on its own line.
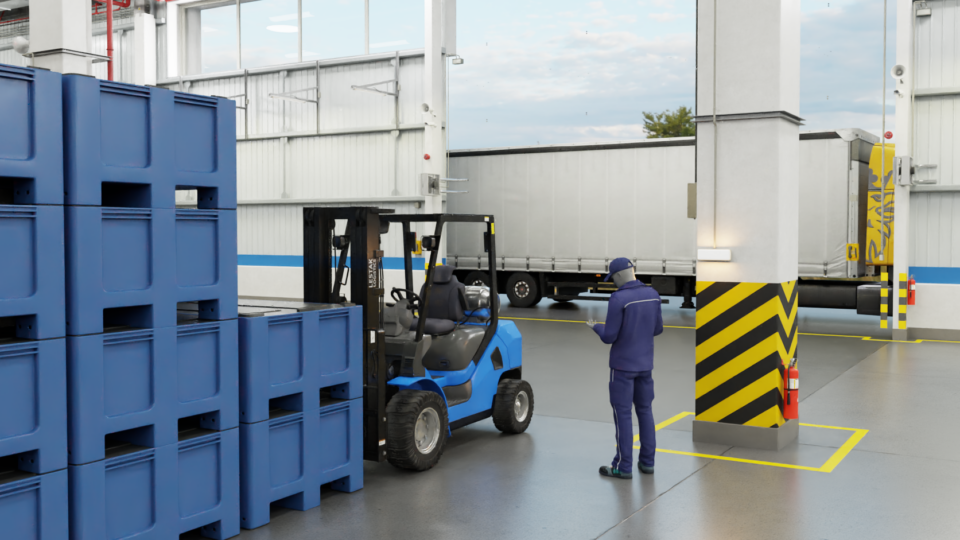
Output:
[616, 14, 638, 23]
[560, 123, 649, 139]
[649, 13, 685, 23]
[587, 1, 604, 9]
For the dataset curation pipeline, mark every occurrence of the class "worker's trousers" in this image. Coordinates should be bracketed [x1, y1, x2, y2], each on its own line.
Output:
[610, 369, 655, 473]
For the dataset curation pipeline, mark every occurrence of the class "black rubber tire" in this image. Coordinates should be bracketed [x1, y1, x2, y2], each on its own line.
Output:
[493, 380, 534, 434]
[463, 271, 491, 287]
[386, 390, 448, 471]
[506, 272, 540, 308]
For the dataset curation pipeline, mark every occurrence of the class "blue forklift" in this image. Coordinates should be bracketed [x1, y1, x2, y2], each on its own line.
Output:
[303, 208, 533, 471]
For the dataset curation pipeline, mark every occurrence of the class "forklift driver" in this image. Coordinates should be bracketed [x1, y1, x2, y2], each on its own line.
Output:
[587, 257, 663, 479]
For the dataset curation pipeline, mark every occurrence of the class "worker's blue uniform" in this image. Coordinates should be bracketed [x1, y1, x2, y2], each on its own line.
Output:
[592, 280, 663, 472]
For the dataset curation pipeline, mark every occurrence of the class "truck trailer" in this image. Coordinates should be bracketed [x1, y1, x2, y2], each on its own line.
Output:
[445, 129, 884, 312]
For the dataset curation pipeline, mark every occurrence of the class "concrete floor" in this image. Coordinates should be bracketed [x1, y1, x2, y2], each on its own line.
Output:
[204, 297, 960, 540]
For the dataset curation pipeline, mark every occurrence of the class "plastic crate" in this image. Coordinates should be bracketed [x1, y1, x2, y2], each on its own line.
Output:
[238, 302, 362, 424]
[316, 398, 363, 492]
[68, 444, 177, 540]
[0, 338, 66, 474]
[175, 318, 239, 430]
[62, 75, 236, 209]
[175, 428, 240, 539]
[174, 209, 238, 321]
[65, 206, 176, 336]
[239, 410, 320, 530]
[0, 64, 63, 206]
[0, 468, 68, 540]
[0, 205, 65, 340]
[66, 328, 177, 465]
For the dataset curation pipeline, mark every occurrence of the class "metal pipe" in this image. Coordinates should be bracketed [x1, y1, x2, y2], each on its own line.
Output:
[107, 0, 115, 81]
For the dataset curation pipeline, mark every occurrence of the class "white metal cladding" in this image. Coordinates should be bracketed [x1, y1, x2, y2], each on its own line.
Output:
[910, 193, 960, 266]
[0, 48, 28, 67]
[911, 0, 960, 267]
[448, 134, 868, 278]
[239, 202, 429, 257]
[91, 30, 136, 83]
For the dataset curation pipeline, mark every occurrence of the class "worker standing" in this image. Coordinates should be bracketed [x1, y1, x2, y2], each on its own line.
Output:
[588, 257, 663, 479]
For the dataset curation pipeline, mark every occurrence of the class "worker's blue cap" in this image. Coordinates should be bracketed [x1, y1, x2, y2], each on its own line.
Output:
[605, 257, 635, 282]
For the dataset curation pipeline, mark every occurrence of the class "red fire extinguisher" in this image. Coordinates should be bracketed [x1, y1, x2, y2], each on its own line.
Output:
[907, 276, 916, 306]
[783, 359, 799, 420]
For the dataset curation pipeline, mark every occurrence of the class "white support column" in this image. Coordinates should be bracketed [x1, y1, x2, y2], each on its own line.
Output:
[692, 0, 801, 450]
[29, 0, 93, 75]
[132, 10, 157, 86]
[892, 0, 915, 340]
[423, 0, 446, 218]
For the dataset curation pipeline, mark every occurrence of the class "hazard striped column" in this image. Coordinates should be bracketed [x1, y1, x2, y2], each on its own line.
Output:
[695, 281, 798, 428]
[897, 272, 908, 330]
[880, 271, 889, 329]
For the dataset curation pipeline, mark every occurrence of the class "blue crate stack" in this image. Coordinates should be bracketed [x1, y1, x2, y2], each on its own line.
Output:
[236, 301, 363, 530]
[0, 64, 69, 540]
[61, 74, 241, 540]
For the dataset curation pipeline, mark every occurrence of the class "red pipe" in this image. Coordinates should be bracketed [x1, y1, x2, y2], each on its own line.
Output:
[106, 0, 114, 80]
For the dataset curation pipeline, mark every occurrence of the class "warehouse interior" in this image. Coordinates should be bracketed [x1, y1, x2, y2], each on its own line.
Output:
[1, 1, 959, 539]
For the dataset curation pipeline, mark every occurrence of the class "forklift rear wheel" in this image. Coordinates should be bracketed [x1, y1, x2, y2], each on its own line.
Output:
[386, 390, 448, 471]
[493, 380, 534, 434]
[464, 271, 491, 287]
[506, 272, 540, 308]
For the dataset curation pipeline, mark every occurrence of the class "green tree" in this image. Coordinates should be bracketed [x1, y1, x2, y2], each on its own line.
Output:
[642, 106, 696, 138]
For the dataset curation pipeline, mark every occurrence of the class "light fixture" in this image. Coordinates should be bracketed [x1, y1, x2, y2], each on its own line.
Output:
[697, 248, 732, 262]
[451, 55, 464, 65]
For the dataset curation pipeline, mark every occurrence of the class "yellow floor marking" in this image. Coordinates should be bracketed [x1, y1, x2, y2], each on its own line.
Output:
[503, 317, 960, 345]
[630, 411, 868, 473]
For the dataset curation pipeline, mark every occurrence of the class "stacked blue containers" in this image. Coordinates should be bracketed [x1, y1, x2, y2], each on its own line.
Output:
[236, 301, 363, 530]
[62, 74, 240, 540]
[0, 64, 69, 540]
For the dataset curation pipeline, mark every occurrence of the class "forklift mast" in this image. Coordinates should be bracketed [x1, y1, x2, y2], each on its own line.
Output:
[303, 207, 393, 462]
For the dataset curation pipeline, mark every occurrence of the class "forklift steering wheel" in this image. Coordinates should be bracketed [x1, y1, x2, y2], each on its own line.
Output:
[391, 288, 422, 309]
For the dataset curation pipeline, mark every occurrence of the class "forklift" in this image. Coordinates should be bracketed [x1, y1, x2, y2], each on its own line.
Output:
[303, 207, 534, 471]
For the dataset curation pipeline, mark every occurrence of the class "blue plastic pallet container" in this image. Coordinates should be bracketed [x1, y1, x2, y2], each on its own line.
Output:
[174, 209, 238, 321]
[0, 468, 68, 540]
[176, 428, 240, 539]
[239, 410, 320, 530]
[316, 398, 363, 492]
[67, 328, 177, 465]
[68, 444, 177, 540]
[62, 75, 236, 209]
[238, 302, 362, 424]
[173, 92, 237, 210]
[0, 338, 67, 474]
[65, 206, 177, 335]
[0, 64, 64, 205]
[0, 205, 66, 340]
[175, 318, 239, 430]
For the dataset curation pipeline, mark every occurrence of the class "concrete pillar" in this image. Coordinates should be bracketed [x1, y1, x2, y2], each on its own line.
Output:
[132, 10, 157, 86]
[423, 0, 445, 218]
[29, 0, 93, 75]
[891, 0, 914, 340]
[692, 0, 801, 450]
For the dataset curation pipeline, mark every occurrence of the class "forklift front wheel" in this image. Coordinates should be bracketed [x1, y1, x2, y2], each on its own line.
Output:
[493, 380, 535, 434]
[386, 390, 449, 471]
[506, 273, 541, 308]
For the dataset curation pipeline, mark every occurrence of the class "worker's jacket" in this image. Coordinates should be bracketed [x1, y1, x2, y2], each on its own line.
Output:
[592, 280, 663, 372]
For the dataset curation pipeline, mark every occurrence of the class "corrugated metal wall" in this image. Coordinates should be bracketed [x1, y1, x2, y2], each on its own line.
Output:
[911, 0, 960, 268]
[165, 53, 430, 255]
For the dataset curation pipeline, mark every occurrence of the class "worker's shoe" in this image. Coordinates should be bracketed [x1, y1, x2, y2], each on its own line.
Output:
[599, 466, 632, 480]
[638, 463, 654, 475]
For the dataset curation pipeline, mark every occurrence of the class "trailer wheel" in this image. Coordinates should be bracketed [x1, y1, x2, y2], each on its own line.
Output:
[386, 390, 448, 471]
[464, 271, 491, 287]
[493, 380, 534, 434]
[506, 272, 540, 308]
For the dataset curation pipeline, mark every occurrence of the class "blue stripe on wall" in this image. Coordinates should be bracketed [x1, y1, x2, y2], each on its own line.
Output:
[239, 255, 430, 271]
[909, 267, 960, 284]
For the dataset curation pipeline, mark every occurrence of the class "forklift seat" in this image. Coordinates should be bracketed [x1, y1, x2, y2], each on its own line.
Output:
[410, 265, 467, 336]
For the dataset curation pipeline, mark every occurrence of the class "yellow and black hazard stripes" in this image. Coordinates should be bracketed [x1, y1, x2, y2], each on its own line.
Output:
[695, 281, 798, 429]
[880, 271, 889, 329]
[898, 273, 908, 330]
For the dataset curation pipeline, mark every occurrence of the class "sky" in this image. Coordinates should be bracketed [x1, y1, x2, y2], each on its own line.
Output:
[449, 0, 899, 149]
